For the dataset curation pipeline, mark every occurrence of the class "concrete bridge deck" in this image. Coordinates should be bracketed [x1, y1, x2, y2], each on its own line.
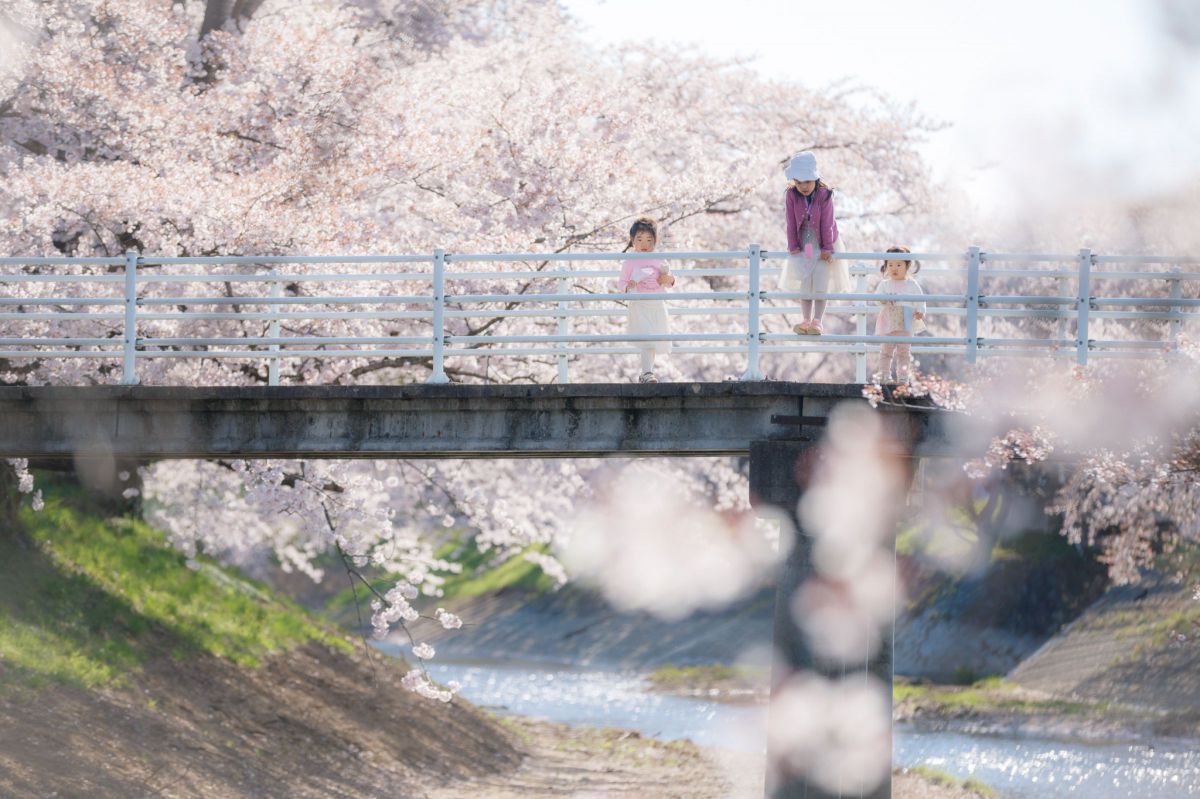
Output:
[0, 383, 946, 460]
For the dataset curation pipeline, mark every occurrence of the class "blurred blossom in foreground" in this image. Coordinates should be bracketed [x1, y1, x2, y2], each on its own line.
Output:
[791, 551, 898, 663]
[795, 405, 907, 662]
[561, 463, 787, 620]
[767, 672, 892, 797]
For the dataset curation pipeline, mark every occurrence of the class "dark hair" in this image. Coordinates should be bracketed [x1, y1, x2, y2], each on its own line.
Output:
[788, 179, 834, 199]
[624, 217, 658, 251]
[881, 245, 919, 274]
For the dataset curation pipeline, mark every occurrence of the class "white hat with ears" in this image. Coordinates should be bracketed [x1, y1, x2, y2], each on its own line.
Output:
[784, 151, 820, 182]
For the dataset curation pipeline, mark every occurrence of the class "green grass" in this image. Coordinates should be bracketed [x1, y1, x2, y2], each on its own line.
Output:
[897, 503, 1071, 563]
[646, 663, 768, 692]
[992, 529, 1079, 560]
[894, 677, 1103, 716]
[896, 500, 988, 560]
[0, 479, 348, 693]
[323, 535, 556, 625]
[901, 765, 996, 797]
[434, 537, 556, 600]
[1124, 605, 1200, 659]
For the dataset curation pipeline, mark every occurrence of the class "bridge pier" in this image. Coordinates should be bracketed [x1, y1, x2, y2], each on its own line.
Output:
[751, 438, 910, 799]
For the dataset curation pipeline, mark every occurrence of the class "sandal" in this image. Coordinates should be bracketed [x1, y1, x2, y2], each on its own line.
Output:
[638, 372, 658, 384]
[809, 319, 823, 335]
[792, 321, 812, 335]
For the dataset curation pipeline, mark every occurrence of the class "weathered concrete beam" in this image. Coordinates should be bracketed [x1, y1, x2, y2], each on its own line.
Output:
[0, 383, 944, 461]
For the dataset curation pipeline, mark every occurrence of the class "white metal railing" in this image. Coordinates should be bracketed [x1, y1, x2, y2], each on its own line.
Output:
[1, 247, 1197, 386]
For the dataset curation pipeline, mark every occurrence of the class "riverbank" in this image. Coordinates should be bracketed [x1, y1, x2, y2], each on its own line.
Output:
[430, 715, 991, 799]
[12, 483, 1188, 799]
[0, 483, 532, 797]
[893, 766, 995, 799]
[427, 715, 755, 798]
[0, 639, 529, 798]
[645, 663, 770, 704]
[895, 677, 1200, 744]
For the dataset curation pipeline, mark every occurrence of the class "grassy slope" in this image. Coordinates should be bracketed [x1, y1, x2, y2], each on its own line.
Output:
[322, 535, 555, 628]
[1005, 546, 1200, 723]
[0, 478, 528, 799]
[0, 478, 347, 693]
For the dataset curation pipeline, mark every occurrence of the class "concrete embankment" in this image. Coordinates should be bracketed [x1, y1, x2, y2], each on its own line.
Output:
[405, 583, 776, 670]
[1010, 579, 1200, 729]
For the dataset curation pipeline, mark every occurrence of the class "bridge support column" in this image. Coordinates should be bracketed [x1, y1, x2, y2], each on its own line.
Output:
[0, 460, 20, 538]
[750, 439, 897, 799]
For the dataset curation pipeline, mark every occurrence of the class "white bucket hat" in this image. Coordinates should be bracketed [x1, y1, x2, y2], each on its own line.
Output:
[784, 151, 820, 182]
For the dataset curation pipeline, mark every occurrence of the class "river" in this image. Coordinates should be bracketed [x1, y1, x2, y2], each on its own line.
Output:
[395, 655, 1200, 799]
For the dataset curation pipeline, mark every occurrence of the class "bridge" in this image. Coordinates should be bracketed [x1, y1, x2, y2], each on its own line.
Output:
[0, 382, 949, 461]
[2, 247, 1197, 387]
[3, 247, 1196, 799]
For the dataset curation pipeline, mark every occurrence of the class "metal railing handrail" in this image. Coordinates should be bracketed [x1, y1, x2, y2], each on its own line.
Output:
[2, 246, 1197, 385]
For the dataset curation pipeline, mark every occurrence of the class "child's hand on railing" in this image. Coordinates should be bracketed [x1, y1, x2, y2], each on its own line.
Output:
[819, 251, 833, 263]
[658, 273, 675, 288]
[625, 281, 637, 292]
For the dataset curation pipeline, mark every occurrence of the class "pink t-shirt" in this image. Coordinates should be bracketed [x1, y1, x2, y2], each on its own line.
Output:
[619, 258, 668, 293]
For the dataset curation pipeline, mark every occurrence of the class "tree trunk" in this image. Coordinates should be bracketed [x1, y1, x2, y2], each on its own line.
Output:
[200, 0, 268, 39]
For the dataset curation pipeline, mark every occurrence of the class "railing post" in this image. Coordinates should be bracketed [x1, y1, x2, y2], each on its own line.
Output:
[1055, 274, 1070, 350]
[1168, 267, 1182, 353]
[1076, 248, 1093, 366]
[555, 267, 570, 383]
[268, 269, 281, 386]
[965, 246, 981, 364]
[121, 249, 139, 385]
[427, 248, 449, 384]
[854, 265, 868, 382]
[740, 244, 764, 381]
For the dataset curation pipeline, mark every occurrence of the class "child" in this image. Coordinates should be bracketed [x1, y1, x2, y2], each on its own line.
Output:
[875, 246, 926, 383]
[618, 217, 675, 383]
[781, 151, 850, 336]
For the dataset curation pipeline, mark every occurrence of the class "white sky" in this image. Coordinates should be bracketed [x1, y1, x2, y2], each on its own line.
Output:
[563, 0, 1200, 219]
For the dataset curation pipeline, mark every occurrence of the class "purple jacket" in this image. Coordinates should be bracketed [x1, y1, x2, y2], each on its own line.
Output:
[785, 186, 838, 254]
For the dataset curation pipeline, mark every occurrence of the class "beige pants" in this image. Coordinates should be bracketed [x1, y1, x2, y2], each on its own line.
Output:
[628, 298, 669, 372]
[878, 339, 912, 382]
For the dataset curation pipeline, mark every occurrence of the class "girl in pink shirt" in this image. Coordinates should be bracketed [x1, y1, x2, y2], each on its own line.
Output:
[619, 218, 675, 383]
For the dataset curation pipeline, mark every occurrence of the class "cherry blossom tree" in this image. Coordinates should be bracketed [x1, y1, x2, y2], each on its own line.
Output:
[0, 0, 946, 715]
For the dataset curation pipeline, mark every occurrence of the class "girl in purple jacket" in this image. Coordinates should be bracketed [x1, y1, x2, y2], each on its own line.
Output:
[780, 151, 850, 335]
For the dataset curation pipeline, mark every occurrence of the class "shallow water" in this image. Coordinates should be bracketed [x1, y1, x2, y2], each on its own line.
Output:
[422, 657, 767, 753]
[410, 656, 1200, 798]
[894, 728, 1200, 798]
